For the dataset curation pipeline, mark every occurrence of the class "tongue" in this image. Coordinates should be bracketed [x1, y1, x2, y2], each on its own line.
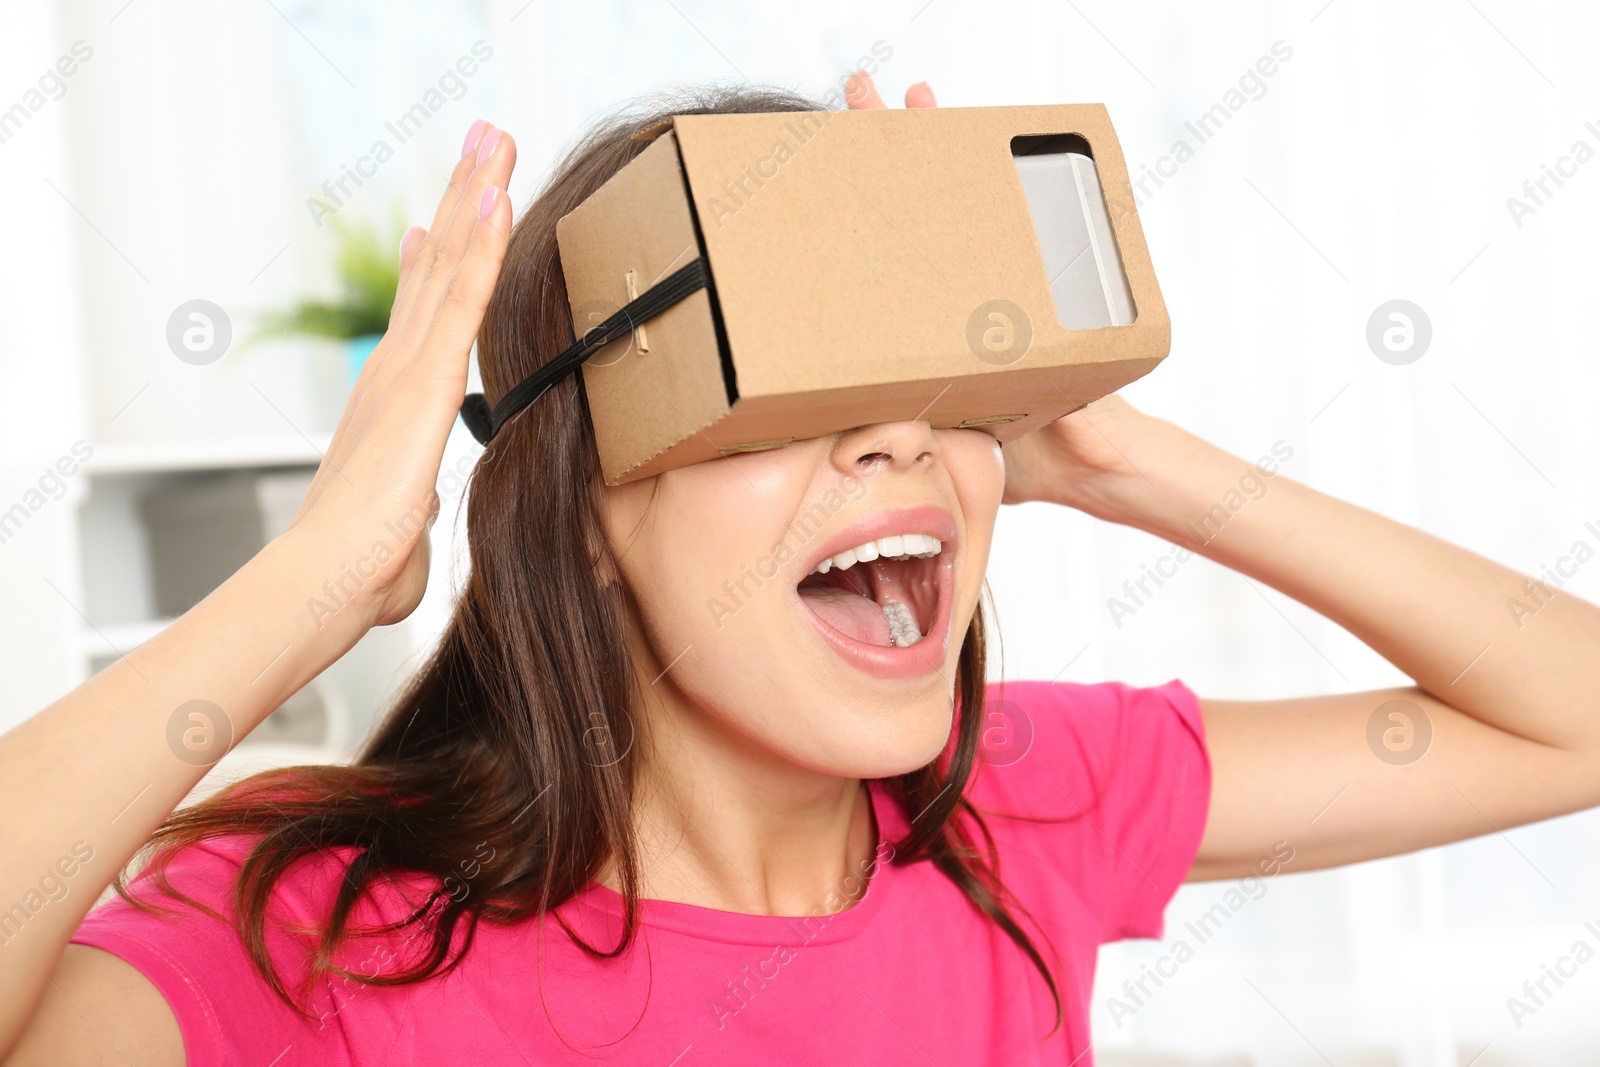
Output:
[799, 586, 893, 645]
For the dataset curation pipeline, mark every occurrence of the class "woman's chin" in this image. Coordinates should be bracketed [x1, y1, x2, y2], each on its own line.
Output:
[796, 707, 955, 781]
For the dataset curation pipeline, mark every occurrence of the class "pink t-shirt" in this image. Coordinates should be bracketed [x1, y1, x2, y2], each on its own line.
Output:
[72, 679, 1210, 1065]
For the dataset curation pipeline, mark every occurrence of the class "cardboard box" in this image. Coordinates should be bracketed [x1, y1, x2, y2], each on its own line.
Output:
[555, 103, 1169, 485]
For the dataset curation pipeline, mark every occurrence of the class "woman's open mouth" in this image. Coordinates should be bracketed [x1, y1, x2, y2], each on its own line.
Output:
[794, 507, 956, 678]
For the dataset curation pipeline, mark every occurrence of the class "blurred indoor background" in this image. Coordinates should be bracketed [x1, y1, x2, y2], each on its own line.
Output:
[2, 1, 1597, 1063]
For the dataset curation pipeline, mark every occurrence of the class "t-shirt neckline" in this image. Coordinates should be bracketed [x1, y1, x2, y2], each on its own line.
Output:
[564, 779, 904, 948]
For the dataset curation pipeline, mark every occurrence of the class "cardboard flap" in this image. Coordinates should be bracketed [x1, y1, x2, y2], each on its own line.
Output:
[555, 131, 730, 479]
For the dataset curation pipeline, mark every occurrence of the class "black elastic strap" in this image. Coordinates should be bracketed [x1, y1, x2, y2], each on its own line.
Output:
[460, 257, 711, 444]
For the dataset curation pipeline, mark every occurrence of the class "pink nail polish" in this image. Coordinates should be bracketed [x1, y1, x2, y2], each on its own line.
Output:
[479, 186, 500, 218]
[462, 120, 487, 158]
[476, 128, 502, 167]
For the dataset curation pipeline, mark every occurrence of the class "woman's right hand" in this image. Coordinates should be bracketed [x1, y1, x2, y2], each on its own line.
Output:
[285, 119, 517, 630]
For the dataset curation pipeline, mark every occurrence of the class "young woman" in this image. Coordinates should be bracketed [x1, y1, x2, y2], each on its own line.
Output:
[2, 74, 1597, 1066]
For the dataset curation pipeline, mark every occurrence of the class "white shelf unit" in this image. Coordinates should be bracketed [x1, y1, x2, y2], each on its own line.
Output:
[82, 434, 339, 476]
[69, 432, 423, 787]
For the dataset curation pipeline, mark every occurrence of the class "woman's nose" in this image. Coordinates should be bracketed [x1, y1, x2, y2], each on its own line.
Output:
[829, 420, 939, 477]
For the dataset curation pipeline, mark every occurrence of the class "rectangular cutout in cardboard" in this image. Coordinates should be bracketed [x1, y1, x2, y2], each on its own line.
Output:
[1011, 134, 1138, 330]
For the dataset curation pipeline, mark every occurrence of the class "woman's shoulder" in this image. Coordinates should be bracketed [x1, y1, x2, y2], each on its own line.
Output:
[70, 832, 449, 1066]
[964, 677, 1212, 942]
[92, 831, 430, 927]
[974, 677, 1207, 785]
[73, 831, 435, 986]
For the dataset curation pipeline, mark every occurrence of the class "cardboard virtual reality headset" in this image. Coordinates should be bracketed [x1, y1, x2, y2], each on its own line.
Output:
[460, 103, 1170, 485]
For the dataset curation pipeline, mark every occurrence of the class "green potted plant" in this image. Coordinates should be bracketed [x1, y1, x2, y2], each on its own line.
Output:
[251, 214, 402, 385]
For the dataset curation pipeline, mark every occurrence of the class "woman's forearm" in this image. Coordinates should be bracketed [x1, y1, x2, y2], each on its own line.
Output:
[0, 531, 370, 1051]
[1091, 416, 1600, 753]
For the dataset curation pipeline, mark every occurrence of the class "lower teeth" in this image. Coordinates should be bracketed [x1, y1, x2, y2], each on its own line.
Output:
[882, 601, 922, 647]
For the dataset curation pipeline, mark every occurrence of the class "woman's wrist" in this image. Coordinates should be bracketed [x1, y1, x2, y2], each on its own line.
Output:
[1133, 432, 1294, 553]
[1042, 410, 1279, 549]
[259, 524, 389, 644]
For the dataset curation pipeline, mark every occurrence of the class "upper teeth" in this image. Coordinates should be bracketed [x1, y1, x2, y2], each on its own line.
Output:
[810, 533, 943, 575]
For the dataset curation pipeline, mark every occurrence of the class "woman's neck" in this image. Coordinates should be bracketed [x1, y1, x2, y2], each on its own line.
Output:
[617, 704, 880, 918]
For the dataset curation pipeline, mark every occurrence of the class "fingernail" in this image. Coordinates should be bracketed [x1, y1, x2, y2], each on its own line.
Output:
[476, 128, 502, 167]
[479, 186, 500, 218]
[462, 120, 487, 158]
[398, 226, 419, 261]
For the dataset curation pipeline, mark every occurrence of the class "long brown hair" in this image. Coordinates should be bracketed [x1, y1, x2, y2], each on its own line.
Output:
[118, 83, 1062, 1031]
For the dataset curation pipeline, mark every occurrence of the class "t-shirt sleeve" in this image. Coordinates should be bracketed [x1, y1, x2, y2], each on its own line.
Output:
[968, 678, 1212, 943]
[70, 835, 428, 1067]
